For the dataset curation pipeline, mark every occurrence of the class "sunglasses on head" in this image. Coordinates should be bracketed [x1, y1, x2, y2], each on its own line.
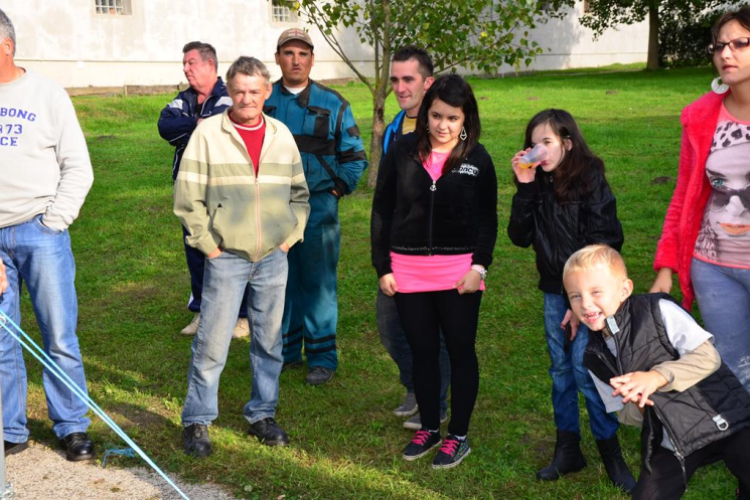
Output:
[708, 37, 750, 54]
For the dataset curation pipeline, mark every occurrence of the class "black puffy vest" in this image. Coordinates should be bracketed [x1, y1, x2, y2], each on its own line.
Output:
[584, 293, 750, 472]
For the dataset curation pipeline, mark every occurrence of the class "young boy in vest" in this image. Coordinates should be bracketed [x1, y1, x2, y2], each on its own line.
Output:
[562, 244, 750, 499]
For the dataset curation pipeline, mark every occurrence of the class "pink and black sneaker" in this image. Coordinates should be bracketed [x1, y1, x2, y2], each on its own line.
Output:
[402, 429, 442, 461]
[432, 434, 471, 469]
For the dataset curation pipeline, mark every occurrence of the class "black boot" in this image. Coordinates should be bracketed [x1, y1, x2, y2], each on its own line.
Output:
[537, 430, 586, 480]
[596, 436, 636, 494]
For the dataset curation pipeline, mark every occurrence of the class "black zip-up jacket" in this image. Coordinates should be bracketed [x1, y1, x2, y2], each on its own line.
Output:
[371, 134, 498, 277]
[507, 168, 623, 294]
[585, 293, 750, 483]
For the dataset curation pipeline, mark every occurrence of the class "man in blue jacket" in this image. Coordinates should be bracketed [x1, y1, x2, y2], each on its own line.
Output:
[382, 47, 433, 153]
[265, 28, 368, 385]
[158, 41, 249, 338]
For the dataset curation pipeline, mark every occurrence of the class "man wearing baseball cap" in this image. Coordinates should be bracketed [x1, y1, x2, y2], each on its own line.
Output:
[264, 28, 368, 385]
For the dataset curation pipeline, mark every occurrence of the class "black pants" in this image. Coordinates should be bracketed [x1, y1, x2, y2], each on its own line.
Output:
[633, 428, 750, 499]
[395, 290, 482, 436]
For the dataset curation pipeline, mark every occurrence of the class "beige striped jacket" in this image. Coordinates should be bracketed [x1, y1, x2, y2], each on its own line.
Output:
[174, 111, 310, 262]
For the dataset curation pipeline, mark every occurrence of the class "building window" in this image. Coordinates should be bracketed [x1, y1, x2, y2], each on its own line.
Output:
[583, 1, 590, 14]
[272, 0, 298, 23]
[95, 0, 132, 15]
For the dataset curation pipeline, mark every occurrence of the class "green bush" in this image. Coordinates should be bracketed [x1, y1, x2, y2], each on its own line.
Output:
[659, 5, 724, 68]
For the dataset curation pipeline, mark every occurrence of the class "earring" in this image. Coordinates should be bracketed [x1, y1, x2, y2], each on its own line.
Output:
[711, 76, 729, 94]
[459, 126, 467, 141]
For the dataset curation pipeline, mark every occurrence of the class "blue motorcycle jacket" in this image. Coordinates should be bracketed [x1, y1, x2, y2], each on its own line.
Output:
[264, 79, 367, 196]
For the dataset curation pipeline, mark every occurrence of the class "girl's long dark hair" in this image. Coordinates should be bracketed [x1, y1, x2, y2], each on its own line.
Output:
[523, 109, 604, 202]
[415, 74, 480, 174]
[712, 6, 750, 44]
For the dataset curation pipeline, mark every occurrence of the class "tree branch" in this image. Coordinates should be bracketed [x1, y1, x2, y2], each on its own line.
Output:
[389, 1, 433, 42]
[298, 3, 374, 93]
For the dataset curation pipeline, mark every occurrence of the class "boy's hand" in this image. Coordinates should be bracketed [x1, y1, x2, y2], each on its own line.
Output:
[610, 371, 668, 408]
[561, 309, 579, 341]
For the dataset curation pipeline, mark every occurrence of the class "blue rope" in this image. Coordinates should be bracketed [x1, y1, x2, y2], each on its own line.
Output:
[0, 310, 190, 500]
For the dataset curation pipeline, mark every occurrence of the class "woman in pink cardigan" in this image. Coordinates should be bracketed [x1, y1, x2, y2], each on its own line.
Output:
[652, 7, 750, 394]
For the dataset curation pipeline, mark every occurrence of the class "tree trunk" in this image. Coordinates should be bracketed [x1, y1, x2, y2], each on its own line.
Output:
[367, 92, 386, 188]
[367, 0, 389, 189]
[646, 0, 660, 70]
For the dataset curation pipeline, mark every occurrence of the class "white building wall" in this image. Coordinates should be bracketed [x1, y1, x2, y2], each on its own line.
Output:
[2, 1, 647, 89]
[4, 0, 374, 88]
[519, 4, 649, 73]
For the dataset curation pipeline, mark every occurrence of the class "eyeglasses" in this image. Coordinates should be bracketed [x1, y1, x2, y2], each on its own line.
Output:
[710, 183, 750, 212]
[707, 37, 750, 54]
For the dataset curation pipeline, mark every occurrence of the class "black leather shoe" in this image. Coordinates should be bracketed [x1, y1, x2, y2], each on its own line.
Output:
[60, 432, 94, 462]
[248, 417, 289, 446]
[305, 367, 334, 385]
[3, 440, 28, 457]
[182, 423, 212, 458]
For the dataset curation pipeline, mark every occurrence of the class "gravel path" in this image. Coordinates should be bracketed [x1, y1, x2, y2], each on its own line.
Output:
[4, 443, 237, 500]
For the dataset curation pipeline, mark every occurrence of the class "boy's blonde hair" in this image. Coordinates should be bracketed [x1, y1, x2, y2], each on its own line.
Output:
[563, 244, 628, 281]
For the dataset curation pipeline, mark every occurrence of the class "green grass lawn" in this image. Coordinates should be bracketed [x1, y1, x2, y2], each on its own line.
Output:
[16, 66, 739, 499]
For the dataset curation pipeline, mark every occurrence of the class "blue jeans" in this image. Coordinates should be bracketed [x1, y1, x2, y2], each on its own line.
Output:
[0, 215, 91, 442]
[182, 249, 287, 426]
[691, 257, 750, 393]
[376, 290, 450, 412]
[544, 293, 619, 440]
[182, 225, 248, 317]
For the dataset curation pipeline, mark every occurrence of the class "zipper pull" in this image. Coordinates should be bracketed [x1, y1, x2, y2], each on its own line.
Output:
[430, 181, 436, 192]
[713, 414, 729, 431]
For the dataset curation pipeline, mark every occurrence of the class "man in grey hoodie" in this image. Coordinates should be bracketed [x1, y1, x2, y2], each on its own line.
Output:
[0, 8, 95, 462]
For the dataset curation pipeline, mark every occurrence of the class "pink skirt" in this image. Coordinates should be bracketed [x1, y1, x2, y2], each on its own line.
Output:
[390, 252, 486, 293]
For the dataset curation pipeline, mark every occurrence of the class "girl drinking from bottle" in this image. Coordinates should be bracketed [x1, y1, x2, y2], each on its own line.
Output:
[508, 109, 635, 492]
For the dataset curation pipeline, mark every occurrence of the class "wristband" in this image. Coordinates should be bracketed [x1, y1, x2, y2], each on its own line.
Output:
[470, 265, 487, 280]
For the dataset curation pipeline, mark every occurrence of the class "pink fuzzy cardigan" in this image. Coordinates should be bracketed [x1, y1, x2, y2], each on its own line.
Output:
[654, 90, 724, 310]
